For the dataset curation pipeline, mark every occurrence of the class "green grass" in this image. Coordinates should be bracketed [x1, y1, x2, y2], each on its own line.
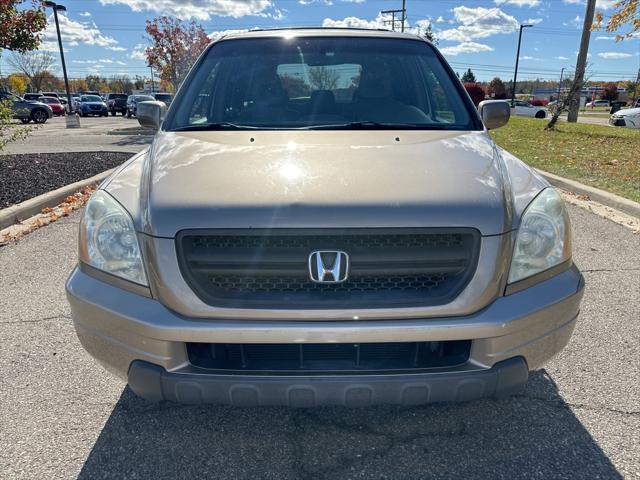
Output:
[490, 116, 640, 202]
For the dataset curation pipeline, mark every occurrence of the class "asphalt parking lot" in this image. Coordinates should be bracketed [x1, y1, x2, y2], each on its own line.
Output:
[0, 203, 638, 479]
[3, 115, 152, 155]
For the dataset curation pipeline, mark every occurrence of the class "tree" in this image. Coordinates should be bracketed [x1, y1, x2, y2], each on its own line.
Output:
[7, 51, 55, 92]
[601, 82, 619, 101]
[69, 78, 88, 92]
[145, 16, 210, 92]
[594, 0, 639, 40]
[461, 68, 476, 83]
[309, 66, 339, 90]
[417, 23, 439, 46]
[0, 99, 33, 151]
[463, 82, 485, 106]
[0, 0, 47, 53]
[7, 73, 29, 94]
[108, 75, 134, 94]
[486, 77, 507, 99]
[545, 71, 582, 130]
[280, 75, 310, 98]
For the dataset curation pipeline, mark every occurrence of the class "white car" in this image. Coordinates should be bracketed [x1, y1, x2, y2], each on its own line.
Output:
[610, 107, 640, 129]
[586, 100, 609, 108]
[511, 101, 547, 119]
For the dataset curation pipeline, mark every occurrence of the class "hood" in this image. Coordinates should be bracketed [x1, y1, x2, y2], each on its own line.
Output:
[139, 130, 513, 237]
[614, 107, 640, 117]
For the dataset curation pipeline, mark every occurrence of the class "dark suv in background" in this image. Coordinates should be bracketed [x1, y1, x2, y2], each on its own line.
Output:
[106, 93, 128, 116]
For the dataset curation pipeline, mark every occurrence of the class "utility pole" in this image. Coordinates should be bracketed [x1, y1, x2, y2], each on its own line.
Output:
[43, 1, 72, 116]
[381, 2, 406, 32]
[557, 67, 565, 101]
[567, 0, 596, 122]
[149, 66, 155, 93]
[511, 24, 533, 107]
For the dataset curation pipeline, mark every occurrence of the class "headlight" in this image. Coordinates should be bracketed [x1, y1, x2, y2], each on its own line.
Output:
[79, 190, 148, 286]
[508, 188, 571, 284]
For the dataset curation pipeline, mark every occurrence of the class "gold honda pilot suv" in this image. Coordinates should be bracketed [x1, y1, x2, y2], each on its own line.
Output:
[66, 28, 584, 406]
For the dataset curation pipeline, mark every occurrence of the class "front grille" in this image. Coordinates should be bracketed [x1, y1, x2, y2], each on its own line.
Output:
[611, 118, 626, 127]
[187, 341, 471, 374]
[177, 228, 480, 309]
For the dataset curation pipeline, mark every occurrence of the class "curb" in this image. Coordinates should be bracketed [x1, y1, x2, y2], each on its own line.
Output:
[0, 168, 115, 231]
[537, 169, 640, 219]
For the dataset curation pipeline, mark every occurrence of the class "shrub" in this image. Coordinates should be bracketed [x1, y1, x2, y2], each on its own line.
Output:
[463, 82, 486, 106]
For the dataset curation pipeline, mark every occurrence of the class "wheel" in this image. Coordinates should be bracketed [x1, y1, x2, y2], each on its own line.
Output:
[102, 113, 108, 117]
[111, 110, 116, 116]
[535, 111, 546, 119]
[31, 109, 48, 124]
[20, 118, 31, 124]
[126, 110, 132, 118]
[80, 111, 86, 117]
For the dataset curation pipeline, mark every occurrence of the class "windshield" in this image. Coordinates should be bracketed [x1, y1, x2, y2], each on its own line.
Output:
[155, 94, 172, 101]
[81, 95, 103, 102]
[136, 95, 155, 101]
[165, 37, 478, 131]
[110, 94, 128, 99]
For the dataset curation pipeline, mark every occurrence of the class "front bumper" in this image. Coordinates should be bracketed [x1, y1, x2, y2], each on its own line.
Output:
[66, 264, 584, 405]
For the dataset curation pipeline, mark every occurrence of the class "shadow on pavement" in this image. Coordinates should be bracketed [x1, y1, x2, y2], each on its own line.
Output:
[78, 370, 621, 479]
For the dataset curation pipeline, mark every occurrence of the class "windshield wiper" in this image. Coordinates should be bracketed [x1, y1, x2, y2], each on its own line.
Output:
[172, 122, 261, 131]
[303, 121, 452, 131]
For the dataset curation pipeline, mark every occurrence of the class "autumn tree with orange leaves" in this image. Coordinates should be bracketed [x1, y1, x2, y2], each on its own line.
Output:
[145, 16, 210, 92]
[594, 0, 639, 40]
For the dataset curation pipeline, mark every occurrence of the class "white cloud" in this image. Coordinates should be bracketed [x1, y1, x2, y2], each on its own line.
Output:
[129, 43, 147, 61]
[495, 0, 540, 7]
[595, 35, 614, 40]
[106, 46, 127, 51]
[40, 13, 120, 51]
[300, 0, 333, 4]
[563, 15, 582, 28]
[209, 28, 252, 41]
[554, 55, 569, 60]
[98, 0, 278, 20]
[79, 11, 92, 17]
[438, 6, 519, 42]
[436, 16, 445, 23]
[597, 52, 633, 59]
[524, 18, 543, 25]
[322, 13, 388, 29]
[519, 55, 542, 61]
[440, 42, 494, 56]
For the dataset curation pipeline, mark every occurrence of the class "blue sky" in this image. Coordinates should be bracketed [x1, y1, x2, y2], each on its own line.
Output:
[4, 0, 640, 82]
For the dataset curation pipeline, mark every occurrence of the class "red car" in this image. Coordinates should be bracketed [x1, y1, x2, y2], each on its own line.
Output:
[39, 96, 65, 116]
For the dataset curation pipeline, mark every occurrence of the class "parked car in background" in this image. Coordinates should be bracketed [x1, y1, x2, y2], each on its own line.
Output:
[609, 107, 640, 129]
[39, 96, 65, 116]
[67, 29, 584, 406]
[585, 99, 609, 108]
[78, 94, 108, 117]
[153, 92, 173, 107]
[23, 93, 44, 102]
[126, 94, 155, 117]
[105, 93, 129, 116]
[0, 91, 52, 123]
[511, 100, 547, 119]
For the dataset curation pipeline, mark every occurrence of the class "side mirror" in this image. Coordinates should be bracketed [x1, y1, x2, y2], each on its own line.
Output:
[478, 100, 510, 130]
[137, 101, 167, 130]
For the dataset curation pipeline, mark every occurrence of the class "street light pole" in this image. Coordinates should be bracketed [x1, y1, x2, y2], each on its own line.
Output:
[511, 24, 533, 107]
[557, 67, 565, 101]
[44, 1, 72, 115]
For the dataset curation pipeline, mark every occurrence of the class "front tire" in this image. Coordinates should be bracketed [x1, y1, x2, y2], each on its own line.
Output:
[535, 111, 546, 119]
[111, 109, 116, 116]
[31, 109, 48, 124]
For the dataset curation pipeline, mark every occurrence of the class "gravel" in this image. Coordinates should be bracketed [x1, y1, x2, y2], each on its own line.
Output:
[0, 151, 132, 208]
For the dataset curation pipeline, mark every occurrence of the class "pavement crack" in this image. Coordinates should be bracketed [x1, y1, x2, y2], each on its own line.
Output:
[581, 268, 640, 273]
[517, 394, 640, 417]
[0, 314, 71, 325]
